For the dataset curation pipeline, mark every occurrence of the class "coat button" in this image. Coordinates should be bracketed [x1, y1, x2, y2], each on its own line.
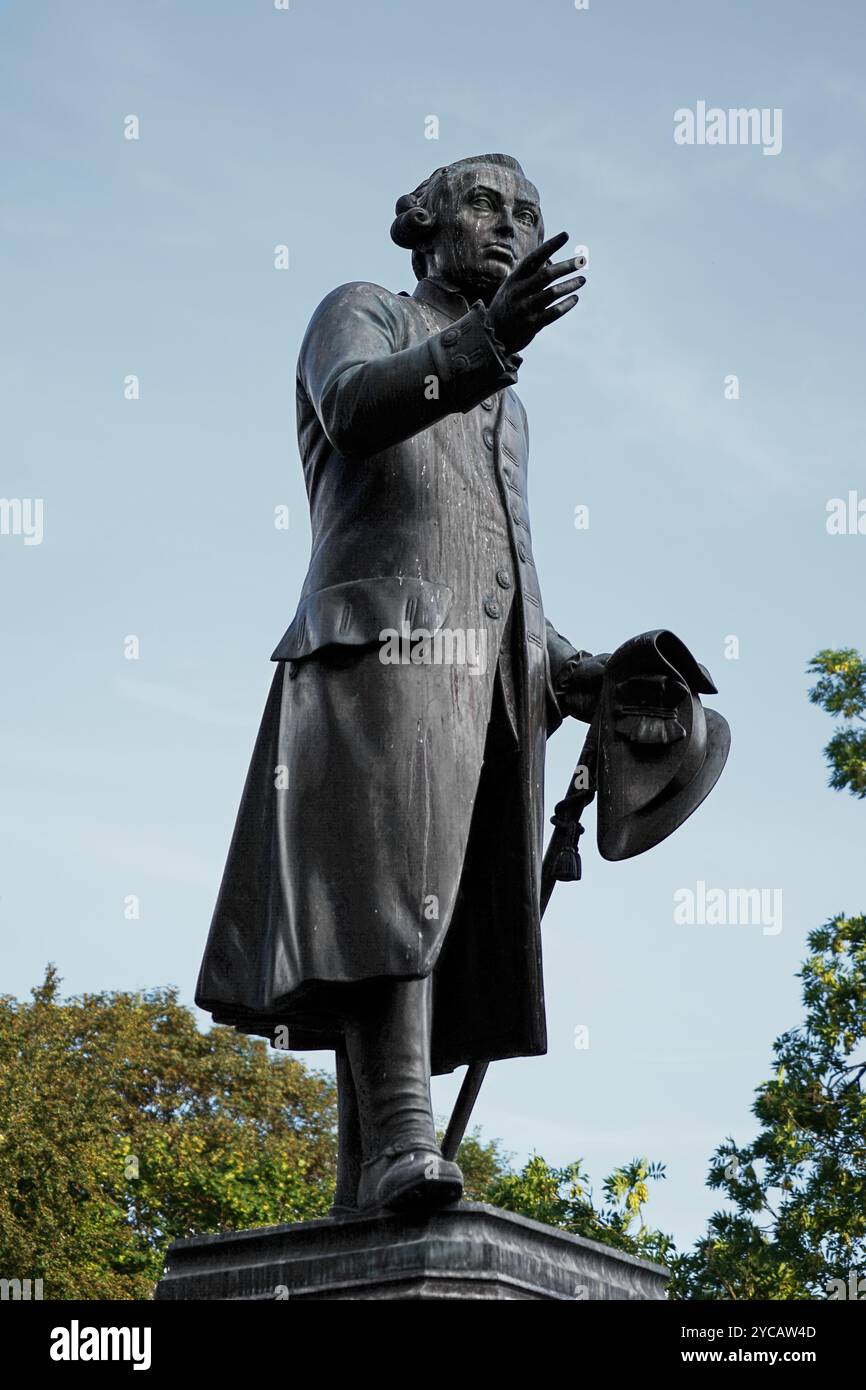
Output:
[441, 329, 459, 347]
[480, 397, 495, 410]
[484, 595, 502, 620]
[496, 568, 513, 589]
[453, 353, 469, 370]
[517, 542, 529, 562]
[482, 428, 495, 449]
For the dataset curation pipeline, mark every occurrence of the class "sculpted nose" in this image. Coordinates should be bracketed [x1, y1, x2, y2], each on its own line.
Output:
[494, 207, 515, 240]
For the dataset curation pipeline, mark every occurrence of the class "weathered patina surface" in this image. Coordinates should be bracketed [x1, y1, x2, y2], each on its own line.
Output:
[196, 160, 589, 1077]
[196, 154, 601, 1213]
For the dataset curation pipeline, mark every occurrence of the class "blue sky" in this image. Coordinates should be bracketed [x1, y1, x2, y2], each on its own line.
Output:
[2, 0, 865, 1250]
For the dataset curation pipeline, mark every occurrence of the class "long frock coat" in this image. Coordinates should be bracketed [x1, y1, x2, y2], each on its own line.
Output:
[195, 276, 581, 1074]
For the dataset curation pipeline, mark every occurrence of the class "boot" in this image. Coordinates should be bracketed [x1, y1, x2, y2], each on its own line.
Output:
[343, 975, 463, 1213]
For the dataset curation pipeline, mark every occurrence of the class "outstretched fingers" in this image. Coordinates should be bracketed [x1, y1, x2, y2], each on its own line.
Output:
[539, 294, 581, 326]
[514, 230, 571, 279]
[534, 273, 586, 307]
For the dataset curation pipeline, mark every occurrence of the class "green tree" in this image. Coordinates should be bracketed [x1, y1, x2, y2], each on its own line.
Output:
[808, 647, 866, 797]
[0, 968, 338, 1299]
[671, 649, 866, 1298]
[487, 1153, 673, 1266]
[671, 914, 866, 1299]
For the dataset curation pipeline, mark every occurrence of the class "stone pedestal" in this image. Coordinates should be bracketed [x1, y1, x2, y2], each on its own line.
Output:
[155, 1202, 668, 1301]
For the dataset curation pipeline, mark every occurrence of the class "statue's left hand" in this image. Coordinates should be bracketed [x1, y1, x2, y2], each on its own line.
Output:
[555, 653, 611, 723]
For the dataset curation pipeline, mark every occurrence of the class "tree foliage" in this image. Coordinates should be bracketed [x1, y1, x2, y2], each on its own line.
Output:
[671, 914, 866, 1298]
[0, 969, 338, 1299]
[808, 648, 866, 797]
[486, 1154, 672, 1266]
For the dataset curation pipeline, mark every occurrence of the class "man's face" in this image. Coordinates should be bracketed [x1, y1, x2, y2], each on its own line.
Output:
[425, 164, 543, 303]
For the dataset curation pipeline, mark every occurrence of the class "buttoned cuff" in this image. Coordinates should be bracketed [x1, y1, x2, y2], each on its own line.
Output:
[477, 303, 523, 375]
[427, 304, 522, 412]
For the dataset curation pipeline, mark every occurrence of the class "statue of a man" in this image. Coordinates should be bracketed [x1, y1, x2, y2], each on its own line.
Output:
[196, 153, 608, 1215]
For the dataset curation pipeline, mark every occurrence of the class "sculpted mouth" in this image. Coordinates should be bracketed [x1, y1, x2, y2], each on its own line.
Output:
[485, 244, 515, 262]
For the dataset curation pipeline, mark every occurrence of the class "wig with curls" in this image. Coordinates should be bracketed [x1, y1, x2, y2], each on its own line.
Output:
[390, 153, 533, 282]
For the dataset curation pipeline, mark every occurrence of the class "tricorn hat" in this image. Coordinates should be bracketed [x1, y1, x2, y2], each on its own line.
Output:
[595, 629, 730, 861]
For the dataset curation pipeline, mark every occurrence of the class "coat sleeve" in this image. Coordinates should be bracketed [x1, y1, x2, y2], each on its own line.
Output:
[299, 281, 522, 458]
[545, 620, 593, 728]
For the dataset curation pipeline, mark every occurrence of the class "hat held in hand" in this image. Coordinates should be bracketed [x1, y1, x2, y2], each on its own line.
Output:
[596, 629, 730, 861]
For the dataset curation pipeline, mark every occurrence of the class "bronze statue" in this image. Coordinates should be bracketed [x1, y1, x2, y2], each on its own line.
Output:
[195, 154, 728, 1217]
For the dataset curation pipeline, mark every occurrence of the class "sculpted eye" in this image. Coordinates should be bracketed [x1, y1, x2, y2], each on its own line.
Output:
[517, 209, 538, 225]
[471, 194, 494, 209]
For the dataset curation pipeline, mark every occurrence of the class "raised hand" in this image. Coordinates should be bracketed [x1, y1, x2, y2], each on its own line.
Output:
[487, 231, 586, 355]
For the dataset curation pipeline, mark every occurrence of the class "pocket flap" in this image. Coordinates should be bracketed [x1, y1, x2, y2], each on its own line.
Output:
[271, 577, 455, 661]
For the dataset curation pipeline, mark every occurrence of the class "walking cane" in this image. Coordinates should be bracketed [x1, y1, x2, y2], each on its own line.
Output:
[441, 711, 601, 1162]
